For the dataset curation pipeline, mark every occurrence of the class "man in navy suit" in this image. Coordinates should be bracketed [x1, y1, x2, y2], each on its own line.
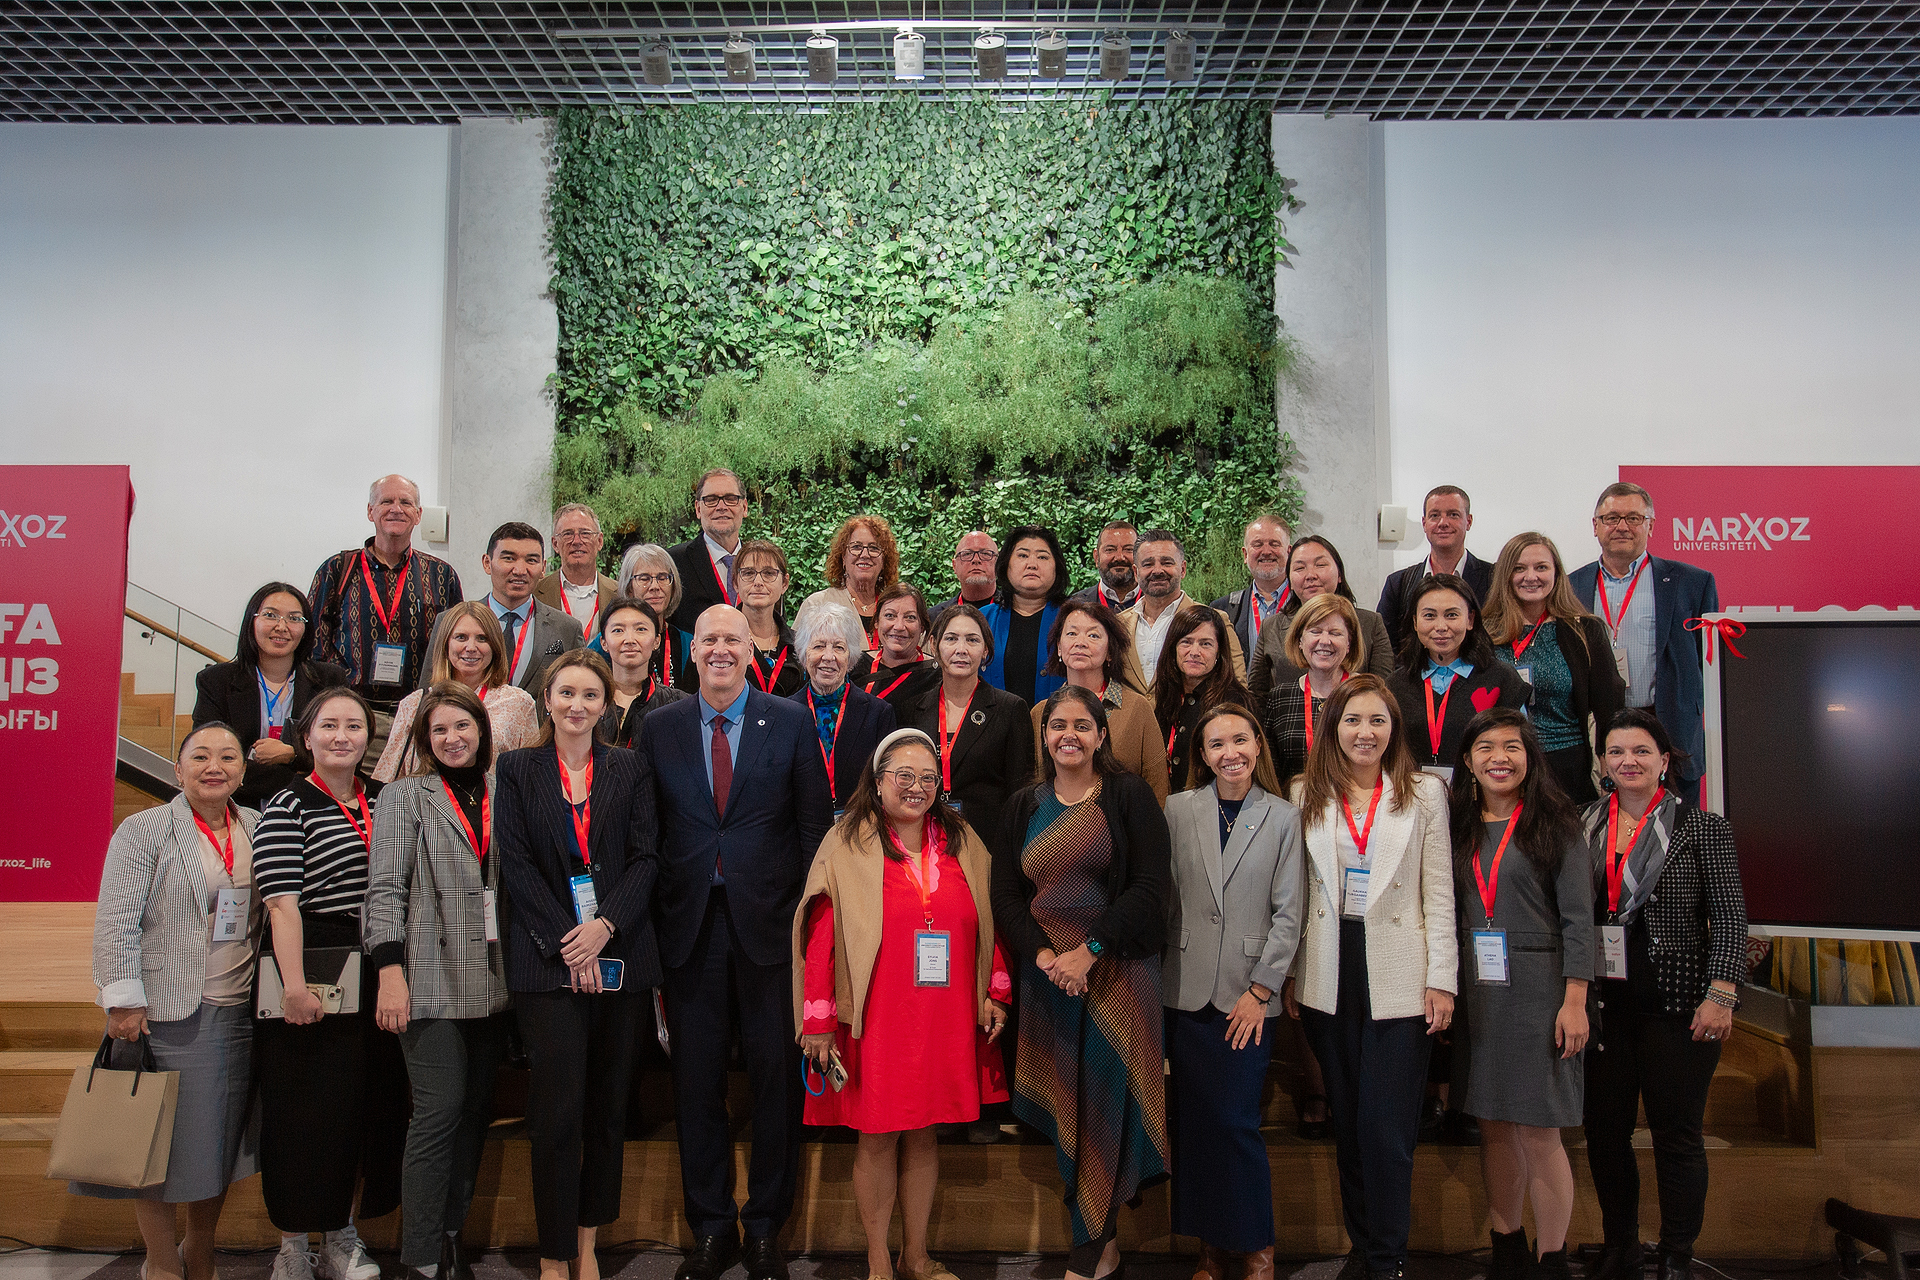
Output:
[1571, 481, 1720, 805]
[637, 604, 833, 1280]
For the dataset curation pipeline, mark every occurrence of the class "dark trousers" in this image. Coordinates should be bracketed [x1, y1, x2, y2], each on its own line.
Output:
[1167, 1004, 1276, 1252]
[664, 890, 803, 1240]
[1583, 1004, 1721, 1252]
[1300, 920, 1433, 1273]
[516, 989, 643, 1260]
[395, 1014, 511, 1267]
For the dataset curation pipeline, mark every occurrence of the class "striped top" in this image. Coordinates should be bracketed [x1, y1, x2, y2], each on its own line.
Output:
[253, 776, 386, 919]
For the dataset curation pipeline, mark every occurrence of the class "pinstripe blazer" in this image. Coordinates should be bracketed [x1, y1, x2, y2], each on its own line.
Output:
[364, 773, 511, 1020]
[93, 794, 263, 1023]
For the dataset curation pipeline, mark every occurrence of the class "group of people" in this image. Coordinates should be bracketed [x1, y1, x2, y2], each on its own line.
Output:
[88, 469, 1748, 1280]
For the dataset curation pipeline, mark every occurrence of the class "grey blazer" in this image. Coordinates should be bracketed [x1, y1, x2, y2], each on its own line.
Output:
[364, 774, 511, 1021]
[419, 599, 585, 698]
[93, 795, 263, 1023]
[1162, 784, 1306, 1014]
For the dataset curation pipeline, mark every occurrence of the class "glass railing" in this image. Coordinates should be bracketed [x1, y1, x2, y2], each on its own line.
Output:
[121, 582, 236, 762]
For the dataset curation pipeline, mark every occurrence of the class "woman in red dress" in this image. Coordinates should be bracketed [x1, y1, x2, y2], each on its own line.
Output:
[791, 728, 1012, 1280]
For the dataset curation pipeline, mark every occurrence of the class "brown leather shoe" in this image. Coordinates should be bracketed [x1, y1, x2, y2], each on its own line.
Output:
[1243, 1248, 1275, 1280]
[1192, 1244, 1228, 1280]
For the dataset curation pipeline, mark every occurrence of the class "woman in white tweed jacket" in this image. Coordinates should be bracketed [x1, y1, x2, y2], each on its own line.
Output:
[1282, 675, 1456, 1280]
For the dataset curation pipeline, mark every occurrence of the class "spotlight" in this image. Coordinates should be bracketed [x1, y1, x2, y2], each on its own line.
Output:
[1098, 30, 1131, 81]
[974, 29, 1006, 80]
[807, 29, 839, 83]
[723, 33, 756, 83]
[1036, 28, 1068, 78]
[1164, 29, 1196, 81]
[893, 26, 926, 79]
[641, 41, 672, 86]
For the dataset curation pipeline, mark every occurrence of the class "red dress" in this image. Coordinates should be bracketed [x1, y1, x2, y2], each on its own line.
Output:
[802, 821, 1012, 1132]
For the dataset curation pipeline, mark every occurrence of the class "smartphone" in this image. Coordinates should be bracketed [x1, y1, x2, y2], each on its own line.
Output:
[597, 958, 625, 992]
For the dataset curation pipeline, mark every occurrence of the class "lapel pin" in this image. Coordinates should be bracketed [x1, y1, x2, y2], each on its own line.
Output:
[757, 719, 766, 726]
[970, 709, 987, 725]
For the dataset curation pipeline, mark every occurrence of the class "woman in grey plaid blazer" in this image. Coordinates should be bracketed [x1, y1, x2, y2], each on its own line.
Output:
[365, 683, 513, 1280]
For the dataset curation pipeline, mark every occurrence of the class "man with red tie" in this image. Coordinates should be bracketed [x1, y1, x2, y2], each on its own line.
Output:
[637, 605, 833, 1280]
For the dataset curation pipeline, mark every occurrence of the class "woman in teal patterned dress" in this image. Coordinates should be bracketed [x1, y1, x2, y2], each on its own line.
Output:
[992, 684, 1172, 1280]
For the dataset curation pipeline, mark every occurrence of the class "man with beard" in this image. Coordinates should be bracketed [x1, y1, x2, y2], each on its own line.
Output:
[1211, 514, 1293, 678]
[1068, 520, 1139, 614]
[931, 529, 998, 619]
[1113, 530, 1244, 695]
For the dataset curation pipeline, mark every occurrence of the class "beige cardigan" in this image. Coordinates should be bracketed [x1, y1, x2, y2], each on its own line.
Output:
[789, 817, 998, 1040]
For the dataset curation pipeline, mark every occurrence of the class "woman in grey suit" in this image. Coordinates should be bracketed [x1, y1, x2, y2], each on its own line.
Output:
[366, 682, 514, 1280]
[1163, 705, 1304, 1280]
[78, 722, 265, 1280]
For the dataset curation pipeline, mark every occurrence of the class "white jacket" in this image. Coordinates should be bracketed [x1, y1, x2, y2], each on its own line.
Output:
[1291, 771, 1457, 1020]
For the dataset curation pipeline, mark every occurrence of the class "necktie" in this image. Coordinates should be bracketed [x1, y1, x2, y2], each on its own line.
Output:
[711, 714, 733, 816]
[720, 553, 735, 601]
[501, 611, 520, 677]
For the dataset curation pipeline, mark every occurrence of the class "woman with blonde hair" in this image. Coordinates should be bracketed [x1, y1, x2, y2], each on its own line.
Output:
[374, 602, 537, 781]
[1263, 593, 1367, 790]
[1481, 533, 1624, 803]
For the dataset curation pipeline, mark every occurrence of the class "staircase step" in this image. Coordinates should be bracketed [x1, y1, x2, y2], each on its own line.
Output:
[0, 1001, 104, 1051]
[0, 1051, 93, 1114]
[122, 724, 176, 752]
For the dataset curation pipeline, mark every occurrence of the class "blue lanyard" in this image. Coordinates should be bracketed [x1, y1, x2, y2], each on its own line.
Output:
[258, 669, 293, 726]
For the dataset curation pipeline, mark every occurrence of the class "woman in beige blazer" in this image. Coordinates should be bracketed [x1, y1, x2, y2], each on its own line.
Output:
[1282, 674, 1456, 1280]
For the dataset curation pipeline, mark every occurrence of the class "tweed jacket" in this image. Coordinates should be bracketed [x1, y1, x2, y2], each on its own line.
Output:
[1247, 603, 1397, 701]
[93, 795, 263, 1023]
[1113, 595, 1247, 697]
[1162, 784, 1306, 1015]
[1291, 771, 1457, 1019]
[364, 773, 511, 1020]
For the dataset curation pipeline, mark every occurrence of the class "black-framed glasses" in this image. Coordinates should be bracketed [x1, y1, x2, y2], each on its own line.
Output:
[1596, 514, 1650, 528]
[697, 493, 748, 508]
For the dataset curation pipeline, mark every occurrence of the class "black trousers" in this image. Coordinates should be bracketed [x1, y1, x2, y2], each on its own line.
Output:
[1583, 998, 1721, 1253]
[1300, 920, 1433, 1273]
[663, 889, 802, 1241]
[516, 988, 644, 1260]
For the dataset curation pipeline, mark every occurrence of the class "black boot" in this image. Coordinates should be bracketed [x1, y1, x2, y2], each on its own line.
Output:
[1530, 1248, 1570, 1280]
[440, 1234, 474, 1280]
[1591, 1242, 1646, 1280]
[1488, 1229, 1531, 1280]
[1657, 1248, 1692, 1280]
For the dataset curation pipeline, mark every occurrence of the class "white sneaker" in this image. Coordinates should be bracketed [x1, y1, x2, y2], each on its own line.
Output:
[321, 1232, 381, 1280]
[273, 1241, 318, 1280]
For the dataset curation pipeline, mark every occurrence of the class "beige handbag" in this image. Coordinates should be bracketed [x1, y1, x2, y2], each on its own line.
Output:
[45, 1035, 179, 1188]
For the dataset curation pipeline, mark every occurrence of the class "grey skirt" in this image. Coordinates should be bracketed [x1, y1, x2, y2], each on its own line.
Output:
[70, 1000, 258, 1203]
[1455, 934, 1585, 1128]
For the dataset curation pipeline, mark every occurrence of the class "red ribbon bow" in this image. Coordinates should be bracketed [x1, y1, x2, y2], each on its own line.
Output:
[1683, 616, 1747, 665]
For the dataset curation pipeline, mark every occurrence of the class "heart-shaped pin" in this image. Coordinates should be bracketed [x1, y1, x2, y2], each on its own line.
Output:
[1470, 686, 1500, 713]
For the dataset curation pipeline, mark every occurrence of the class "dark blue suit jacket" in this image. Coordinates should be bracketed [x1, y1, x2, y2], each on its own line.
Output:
[494, 743, 662, 993]
[637, 687, 834, 969]
[1570, 555, 1719, 782]
[787, 684, 895, 813]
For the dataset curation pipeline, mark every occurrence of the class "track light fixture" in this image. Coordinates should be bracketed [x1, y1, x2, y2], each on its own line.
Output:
[1164, 30, 1195, 81]
[723, 32, 756, 83]
[1036, 29, 1069, 79]
[974, 29, 1006, 80]
[1098, 30, 1131, 80]
[640, 41, 672, 85]
[893, 26, 926, 79]
[807, 29, 839, 83]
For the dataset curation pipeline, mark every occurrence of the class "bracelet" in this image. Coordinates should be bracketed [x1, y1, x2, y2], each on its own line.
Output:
[1249, 988, 1272, 1006]
[1704, 987, 1740, 1010]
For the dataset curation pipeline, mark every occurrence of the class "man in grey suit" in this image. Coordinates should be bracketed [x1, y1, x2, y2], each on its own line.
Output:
[421, 521, 584, 700]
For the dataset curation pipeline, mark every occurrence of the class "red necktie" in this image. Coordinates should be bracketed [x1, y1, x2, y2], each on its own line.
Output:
[711, 715, 733, 817]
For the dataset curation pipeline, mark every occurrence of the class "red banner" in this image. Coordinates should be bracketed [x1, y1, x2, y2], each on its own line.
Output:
[0, 466, 134, 901]
[1619, 465, 1920, 611]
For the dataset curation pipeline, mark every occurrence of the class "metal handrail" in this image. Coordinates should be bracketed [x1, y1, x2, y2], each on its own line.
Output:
[125, 606, 230, 665]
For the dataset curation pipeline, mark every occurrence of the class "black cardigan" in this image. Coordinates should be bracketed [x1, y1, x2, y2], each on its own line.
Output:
[1386, 657, 1532, 770]
[991, 770, 1172, 965]
[191, 658, 350, 808]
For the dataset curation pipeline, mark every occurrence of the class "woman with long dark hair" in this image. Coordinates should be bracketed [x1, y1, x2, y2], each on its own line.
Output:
[1447, 709, 1594, 1280]
[1385, 573, 1530, 778]
[1031, 598, 1170, 803]
[1152, 605, 1251, 793]
[597, 598, 688, 748]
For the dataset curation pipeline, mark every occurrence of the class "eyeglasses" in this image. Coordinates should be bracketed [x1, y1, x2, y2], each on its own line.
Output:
[735, 567, 785, 583]
[954, 549, 996, 563]
[1596, 514, 1650, 528]
[555, 529, 600, 543]
[848, 542, 883, 557]
[628, 572, 675, 586]
[697, 493, 748, 508]
[258, 611, 308, 626]
[883, 769, 941, 792]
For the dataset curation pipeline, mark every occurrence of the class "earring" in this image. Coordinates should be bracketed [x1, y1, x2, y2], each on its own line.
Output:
[1659, 770, 1667, 782]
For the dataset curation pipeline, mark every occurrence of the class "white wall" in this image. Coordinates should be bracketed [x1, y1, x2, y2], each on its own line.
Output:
[0, 124, 455, 633]
[1379, 118, 1920, 581]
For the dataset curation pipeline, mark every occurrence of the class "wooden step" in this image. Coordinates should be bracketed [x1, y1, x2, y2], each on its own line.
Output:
[0, 1001, 103, 1051]
[120, 672, 136, 698]
[118, 695, 170, 727]
[122, 723, 176, 753]
[0, 1051, 93, 1114]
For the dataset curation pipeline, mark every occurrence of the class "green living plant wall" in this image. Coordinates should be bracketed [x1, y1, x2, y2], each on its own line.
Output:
[548, 95, 1302, 602]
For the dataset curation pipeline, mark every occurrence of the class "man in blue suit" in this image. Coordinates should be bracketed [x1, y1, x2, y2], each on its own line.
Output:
[637, 605, 833, 1280]
[1571, 481, 1720, 804]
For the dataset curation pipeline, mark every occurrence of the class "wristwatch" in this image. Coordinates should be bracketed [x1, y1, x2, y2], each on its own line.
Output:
[1085, 936, 1105, 958]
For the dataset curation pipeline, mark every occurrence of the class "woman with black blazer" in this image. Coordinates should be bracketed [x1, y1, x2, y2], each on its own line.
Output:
[903, 602, 1034, 848]
[1581, 711, 1748, 1280]
[495, 651, 661, 1280]
[1385, 573, 1531, 779]
[191, 581, 348, 808]
[1483, 534, 1624, 803]
[791, 601, 897, 816]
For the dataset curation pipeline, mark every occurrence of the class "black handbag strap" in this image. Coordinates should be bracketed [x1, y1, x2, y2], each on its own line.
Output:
[90, 1032, 160, 1093]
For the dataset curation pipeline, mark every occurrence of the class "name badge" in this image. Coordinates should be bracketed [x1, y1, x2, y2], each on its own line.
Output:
[570, 873, 598, 923]
[1600, 924, 1627, 980]
[1612, 644, 1631, 683]
[915, 930, 951, 987]
[1341, 867, 1369, 919]
[266, 725, 284, 740]
[372, 642, 407, 686]
[1472, 929, 1510, 986]
[213, 887, 248, 942]
[483, 889, 500, 943]
[1421, 765, 1454, 784]
[1515, 665, 1533, 686]
[948, 798, 965, 816]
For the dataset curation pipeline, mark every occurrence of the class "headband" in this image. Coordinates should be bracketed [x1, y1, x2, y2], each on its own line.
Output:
[871, 727, 938, 772]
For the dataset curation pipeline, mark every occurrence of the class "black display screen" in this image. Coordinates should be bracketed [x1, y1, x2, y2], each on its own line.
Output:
[1720, 620, 1920, 933]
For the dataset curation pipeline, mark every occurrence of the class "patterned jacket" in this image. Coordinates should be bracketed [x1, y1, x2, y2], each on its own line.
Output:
[307, 539, 464, 700]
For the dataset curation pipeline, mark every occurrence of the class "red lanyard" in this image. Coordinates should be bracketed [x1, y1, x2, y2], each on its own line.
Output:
[1250, 584, 1290, 642]
[309, 772, 371, 852]
[1473, 803, 1524, 923]
[357, 550, 411, 639]
[501, 607, 532, 681]
[939, 685, 974, 795]
[709, 549, 736, 608]
[1339, 777, 1383, 860]
[1299, 672, 1349, 753]
[1510, 614, 1549, 661]
[866, 666, 915, 701]
[807, 687, 851, 803]
[441, 778, 490, 863]
[1595, 558, 1648, 640]
[560, 585, 599, 635]
[1423, 675, 1454, 761]
[559, 748, 593, 865]
[659, 635, 673, 689]
[1604, 787, 1663, 915]
[749, 645, 790, 693]
[888, 818, 942, 927]
[193, 806, 237, 878]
